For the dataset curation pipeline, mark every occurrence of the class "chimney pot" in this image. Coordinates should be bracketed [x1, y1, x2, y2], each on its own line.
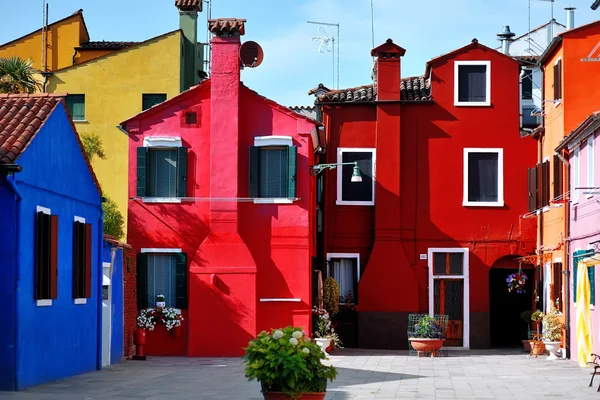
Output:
[496, 26, 515, 55]
[565, 7, 576, 30]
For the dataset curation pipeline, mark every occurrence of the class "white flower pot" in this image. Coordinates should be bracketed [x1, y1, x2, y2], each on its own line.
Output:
[156, 301, 166, 308]
[315, 338, 331, 356]
[543, 341, 561, 360]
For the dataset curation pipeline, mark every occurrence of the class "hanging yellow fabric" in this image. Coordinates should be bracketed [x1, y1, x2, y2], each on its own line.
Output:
[576, 260, 593, 367]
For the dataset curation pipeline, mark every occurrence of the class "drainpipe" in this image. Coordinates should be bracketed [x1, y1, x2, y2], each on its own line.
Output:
[3, 167, 23, 390]
[519, 68, 525, 130]
[96, 203, 105, 370]
[72, 48, 78, 66]
[41, 72, 52, 93]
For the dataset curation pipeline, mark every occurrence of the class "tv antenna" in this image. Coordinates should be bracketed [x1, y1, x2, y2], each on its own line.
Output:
[308, 21, 339, 89]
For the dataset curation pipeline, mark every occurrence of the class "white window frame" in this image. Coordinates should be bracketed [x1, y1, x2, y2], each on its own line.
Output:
[326, 253, 360, 304]
[36, 206, 52, 307]
[454, 60, 491, 107]
[252, 135, 295, 204]
[142, 138, 183, 203]
[428, 247, 470, 349]
[587, 137, 594, 199]
[573, 147, 580, 204]
[463, 148, 504, 207]
[336, 148, 376, 206]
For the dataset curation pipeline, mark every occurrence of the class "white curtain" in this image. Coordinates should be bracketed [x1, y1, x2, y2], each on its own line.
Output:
[544, 263, 552, 312]
[333, 259, 355, 302]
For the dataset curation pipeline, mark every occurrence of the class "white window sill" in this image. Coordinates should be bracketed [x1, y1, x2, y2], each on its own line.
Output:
[142, 197, 182, 203]
[336, 200, 375, 206]
[73, 119, 88, 123]
[253, 198, 294, 204]
[543, 206, 550, 213]
[74, 298, 87, 305]
[554, 100, 562, 108]
[462, 201, 504, 207]
[36, 299, 52, 307]
[455, 101, 491, 107]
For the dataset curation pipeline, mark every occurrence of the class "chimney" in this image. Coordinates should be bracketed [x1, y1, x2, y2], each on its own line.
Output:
[497, 25, 515, 55]
[370, 38, 405, 100]
[175, 0, 203, 91]
[565, 7, 576, 30]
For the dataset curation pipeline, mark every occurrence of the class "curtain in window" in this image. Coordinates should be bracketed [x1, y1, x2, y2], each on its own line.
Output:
[458, 65, 486, 102]
[149, 149, 177, 197]
[332, 259, 355, 302]
[259, 148, 287, 197]
[147, 254, 177, 307]
[468, 152, 498, 202]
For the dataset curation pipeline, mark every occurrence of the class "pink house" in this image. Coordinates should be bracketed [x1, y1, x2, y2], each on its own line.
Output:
[556, 110, 600, 359]
[120, 18, 321, 356]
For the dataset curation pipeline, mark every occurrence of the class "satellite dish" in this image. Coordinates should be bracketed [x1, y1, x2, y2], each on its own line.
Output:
[239, 41, 264, 68]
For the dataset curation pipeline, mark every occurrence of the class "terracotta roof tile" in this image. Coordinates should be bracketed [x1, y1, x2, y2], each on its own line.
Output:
[78, 41, 139, 50]
[317, 76, 431, 103]
[175, 0, 202, 11]
[514, 55, 540, 64]
[208, 18, 246, 36]
[0, 93, 102, 194]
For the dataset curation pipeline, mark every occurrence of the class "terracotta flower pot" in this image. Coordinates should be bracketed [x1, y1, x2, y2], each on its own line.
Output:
[134, 327, 146, 345]
[530, 340, 546, 356]
[263, 392, 326, 400]
[172, 325, 182, 338]
[522, 339, 532, 352]
[409, 338, 444, 357]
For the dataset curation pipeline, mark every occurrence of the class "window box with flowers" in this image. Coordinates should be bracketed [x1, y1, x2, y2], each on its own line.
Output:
[136, 307, 184, 338]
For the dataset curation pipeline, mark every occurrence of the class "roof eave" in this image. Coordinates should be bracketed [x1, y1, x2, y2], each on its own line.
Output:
[538, 37, 562, 66]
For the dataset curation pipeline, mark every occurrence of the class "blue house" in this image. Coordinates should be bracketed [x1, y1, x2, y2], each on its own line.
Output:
[0, 93, 104, 390]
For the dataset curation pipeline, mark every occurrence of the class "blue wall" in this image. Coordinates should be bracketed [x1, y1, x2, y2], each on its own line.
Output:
[0, 179, 17, 390]
[103, 243, 124, 365]
[9, 104, 102, 390]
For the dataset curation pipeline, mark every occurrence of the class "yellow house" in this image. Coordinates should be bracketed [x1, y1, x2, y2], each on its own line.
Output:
[1, 1, 205, 233]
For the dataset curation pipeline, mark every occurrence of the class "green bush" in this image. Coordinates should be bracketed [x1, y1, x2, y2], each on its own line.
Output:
[103, 196, 124, 240]
[323, 277, 340, 317]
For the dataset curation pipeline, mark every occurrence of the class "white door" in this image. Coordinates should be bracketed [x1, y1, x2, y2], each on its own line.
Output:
[102, 262, 112, 367]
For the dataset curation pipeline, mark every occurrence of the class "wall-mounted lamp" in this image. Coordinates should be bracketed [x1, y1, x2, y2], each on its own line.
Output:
[309, 161, 362, 182]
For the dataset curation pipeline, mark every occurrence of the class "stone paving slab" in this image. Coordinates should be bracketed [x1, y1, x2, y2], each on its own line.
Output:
[0, 349, 596, 399]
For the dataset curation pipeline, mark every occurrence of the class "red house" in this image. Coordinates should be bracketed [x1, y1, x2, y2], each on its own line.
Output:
[315, 38, 537, 349]
[120, 18, 321, 356]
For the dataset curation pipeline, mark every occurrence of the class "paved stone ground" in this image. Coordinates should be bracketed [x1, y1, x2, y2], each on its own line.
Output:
[0, 349, 597, 399]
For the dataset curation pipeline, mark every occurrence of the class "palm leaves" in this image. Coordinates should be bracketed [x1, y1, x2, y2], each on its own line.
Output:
[0, 56, 40, 94]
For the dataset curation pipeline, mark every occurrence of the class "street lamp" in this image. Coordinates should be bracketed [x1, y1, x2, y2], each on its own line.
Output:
[309, 162, 362, 183]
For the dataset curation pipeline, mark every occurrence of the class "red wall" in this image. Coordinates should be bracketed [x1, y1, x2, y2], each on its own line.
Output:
[126, 59, 318, 356]
[322, 43, 537, 329]
[123, 248, 137, 358]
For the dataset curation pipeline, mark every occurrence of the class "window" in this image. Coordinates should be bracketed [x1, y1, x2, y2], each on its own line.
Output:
[553, 59, 562, 101]
[185, 111, 197, 125]
[522, 69, 533, 100]
[463, 148, 503, 207]
[552, 262, 563, 311]
[336, 148, 375, 206]
[527, 160, 550, 211]
[137, 252, 187, 309]
[142, 94, 167, 111]
[66, 94, 85, 121]
[72, 218, 92, 300]
[433, 252, 464, 275]
[327, 254, 359, 303]
[136, 145, 188, 198]
[587, 137, 594, 196]
[573, 250, 595, 305]
[573, 147, 580, 203]
[455, 61, 491, 106]
[553, 154, 564, 200]
[35, 207, 58, 303]
[249, 136, 297, 200]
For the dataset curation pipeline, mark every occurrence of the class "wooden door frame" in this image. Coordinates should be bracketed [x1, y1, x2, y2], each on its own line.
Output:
[428, 247, 470, 349]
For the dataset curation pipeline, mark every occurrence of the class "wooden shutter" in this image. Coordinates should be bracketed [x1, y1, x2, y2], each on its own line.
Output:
[553, 154, 564, 199]
[528, 167, 537, 211]
[591, 259, 596, 306]
[85, 223, 92, 298]
[137, 253, 148, 309]
[50, 215, 58, 299]
[287, 146, 297, 198]
[142, 94, 167, 111]
[175, 253, 188, 309]
[73, 221, 82, 298]
[536, 163, 543, 209]
[177, 147, 188, 198]
[35, 211, 47, 300]
[557, 60, 562, 100]
[249, 146, 259, 198]
[542, 160, 550, 207]
[136, 147, 148, 197]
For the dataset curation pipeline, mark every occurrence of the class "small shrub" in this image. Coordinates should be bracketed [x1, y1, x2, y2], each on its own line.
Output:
[323, 277, 340, 317]
[410, 315, 445, 339]
[103, 196, 124, 240]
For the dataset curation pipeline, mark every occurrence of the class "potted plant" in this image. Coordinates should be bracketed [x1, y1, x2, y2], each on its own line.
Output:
[244, 326, 338, 399]
[520, 311, 533, 351]
[542, 306, 564, 360]
[530, 310, 546, 356]
[161, 307, 184, 337]
[322, 277, 340, 317]
[312, 308, 343, 355]
[156, 294, 166, 308]
[408, 315, 445, 357]
[506, 272, 527, 294]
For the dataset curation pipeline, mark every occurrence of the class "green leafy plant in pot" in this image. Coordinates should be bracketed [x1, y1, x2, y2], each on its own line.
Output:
[542, 306, 564, 360]
[244, 326, 337, 399]
[408, 316, 445, 357]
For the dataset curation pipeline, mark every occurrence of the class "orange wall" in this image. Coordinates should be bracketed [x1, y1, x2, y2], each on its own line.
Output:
[0, 13, 87, 71]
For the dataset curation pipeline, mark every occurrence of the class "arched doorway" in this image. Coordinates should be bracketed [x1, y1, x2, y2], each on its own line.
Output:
[489, 256, 535, 348]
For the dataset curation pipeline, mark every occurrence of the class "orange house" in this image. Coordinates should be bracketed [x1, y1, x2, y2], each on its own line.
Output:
[532, 19, 600, 357]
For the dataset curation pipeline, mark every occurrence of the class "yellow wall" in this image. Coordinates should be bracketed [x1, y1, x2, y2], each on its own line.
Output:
[46, 31, 183, 231]
[0, 13, 88, 71]
[76, 49, 120, 64]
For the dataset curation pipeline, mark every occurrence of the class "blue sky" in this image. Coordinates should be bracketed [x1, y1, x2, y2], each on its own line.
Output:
[1, 0, 598, 106]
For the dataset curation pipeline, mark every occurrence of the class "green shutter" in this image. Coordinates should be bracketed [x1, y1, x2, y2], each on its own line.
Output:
[66, 95, 85, 120]
[591, 260, 596, 306]
[287, 146, 297, 198]
[177, 147, 188, 198]
[175, 253, 188, 309]
[142, 94, 167, 111]
[137, 253, 148, 309]
[573, 250, 596, 305]
[249, 146, 259, 198]
[136, 147, 148, 197]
